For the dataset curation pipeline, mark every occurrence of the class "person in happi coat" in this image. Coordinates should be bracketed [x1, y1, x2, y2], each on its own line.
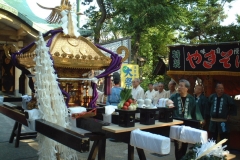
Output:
[153, 82, 166, 105]
[170, 79, 203, 160]
[131, 78, 145, 100]
[164, 80, 177, 98]
[208, 83, 237, 146]
[193, 85, 208, 129]
[144, 83, 156, 101]
[106, 72, 122, 106]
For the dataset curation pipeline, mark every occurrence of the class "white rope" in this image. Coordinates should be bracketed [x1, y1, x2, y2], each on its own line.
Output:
[58, 77, 98, 84]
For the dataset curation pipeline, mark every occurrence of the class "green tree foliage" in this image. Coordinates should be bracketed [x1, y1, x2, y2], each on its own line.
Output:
[176, 0, 236, 43]
[139, 26, 175, 90]
[82, 0, 185, 90]
[108, 0, 196, 90]
[81, 0, 239, 90]
[111, 0, 190, 62]
[82, 0, 116, 43]
[206, 24, 240, 42]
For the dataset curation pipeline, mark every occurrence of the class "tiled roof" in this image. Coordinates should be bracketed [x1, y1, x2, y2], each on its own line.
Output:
[0, 0, 59, 32]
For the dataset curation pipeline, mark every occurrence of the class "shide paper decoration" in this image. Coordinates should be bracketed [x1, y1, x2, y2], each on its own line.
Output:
[11, 1, 125, 159]
[34, 34, 78, 160]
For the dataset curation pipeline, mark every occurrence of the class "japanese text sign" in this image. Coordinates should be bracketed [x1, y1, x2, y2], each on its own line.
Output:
[169, 43, 240, 71]
[121, 64, 139, 88]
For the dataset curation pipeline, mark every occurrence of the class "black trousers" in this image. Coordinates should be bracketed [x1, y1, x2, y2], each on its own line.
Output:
[174, 140, 188, 160]
[210, 127, 229, 148]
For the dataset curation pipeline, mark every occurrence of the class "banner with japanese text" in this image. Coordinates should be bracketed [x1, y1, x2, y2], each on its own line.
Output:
[120, 64, 139, 88]
[169, 43, 240, 71]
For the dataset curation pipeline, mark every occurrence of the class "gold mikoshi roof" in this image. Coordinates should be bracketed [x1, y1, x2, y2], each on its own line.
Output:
[16, 33, 128, 70]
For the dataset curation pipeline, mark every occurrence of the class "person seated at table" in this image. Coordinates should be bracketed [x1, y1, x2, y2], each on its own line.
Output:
[169, 79, 203, 160]
[144, 83, 156, 101]
[164, 80, 177, 98]
[153, 82, 166, 105]
[131, 78, 145, 100]
[106, 73, 122, 106]
[153, 83, 159, 91]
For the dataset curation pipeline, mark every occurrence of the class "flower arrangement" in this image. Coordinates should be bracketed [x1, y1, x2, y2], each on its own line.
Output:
[182, 139, 229, 160]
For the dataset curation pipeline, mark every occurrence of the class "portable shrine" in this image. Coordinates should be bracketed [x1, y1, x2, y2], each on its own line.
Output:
[14, 36, 129, 107]
[11, 15, 129, 108]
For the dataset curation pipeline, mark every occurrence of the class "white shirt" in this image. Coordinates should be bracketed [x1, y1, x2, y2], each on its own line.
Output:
[153, 90, 166, 105]
[144, 90, 156, 100]
[164, 90, 177, 98]
[131, 85, 145, 100]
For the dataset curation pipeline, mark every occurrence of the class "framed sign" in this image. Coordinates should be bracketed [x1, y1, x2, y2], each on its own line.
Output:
[120, 64, 139, 88]
[169, 43, 240, 72]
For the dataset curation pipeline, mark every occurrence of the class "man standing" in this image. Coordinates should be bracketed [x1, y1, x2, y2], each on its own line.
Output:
[153, 82, 166, 105]
[208, 83, 236, 145]
[170, 79, 203, 160]
[131, 78, 144, 100]
[144, 83, 156, 101]
[194, 85, 208, 128]
[106, 74, 122, 106]
[164, 80, 177, 98]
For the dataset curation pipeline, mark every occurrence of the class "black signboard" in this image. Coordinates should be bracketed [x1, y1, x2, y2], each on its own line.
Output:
[169, 43, 240, 72]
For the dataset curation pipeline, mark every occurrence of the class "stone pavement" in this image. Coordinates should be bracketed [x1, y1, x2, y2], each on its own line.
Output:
[0, 113, 239, 160]
[0, 113, 176, 160]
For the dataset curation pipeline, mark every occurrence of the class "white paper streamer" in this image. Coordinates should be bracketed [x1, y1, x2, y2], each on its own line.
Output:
[91, 77, 98, 84]
[61, 10, 80, 37]
[34, 33, 78, 160]
[195, 139, 229, 159]
[22, 95, 32, 110]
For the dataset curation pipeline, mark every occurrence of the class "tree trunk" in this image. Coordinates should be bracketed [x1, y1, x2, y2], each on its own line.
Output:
[132, 32, 141, 63]
[94, 0, 107, 43]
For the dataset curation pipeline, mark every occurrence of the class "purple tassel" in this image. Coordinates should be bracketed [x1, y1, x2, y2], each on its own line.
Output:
[104, 75, 111, 95]
[88, 82, 98, 108]
[88, 44, 123, 108]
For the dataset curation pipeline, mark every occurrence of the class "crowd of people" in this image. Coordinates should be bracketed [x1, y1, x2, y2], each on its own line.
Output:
[105, 73, 237, 160]
[133, 78, 236, 160]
